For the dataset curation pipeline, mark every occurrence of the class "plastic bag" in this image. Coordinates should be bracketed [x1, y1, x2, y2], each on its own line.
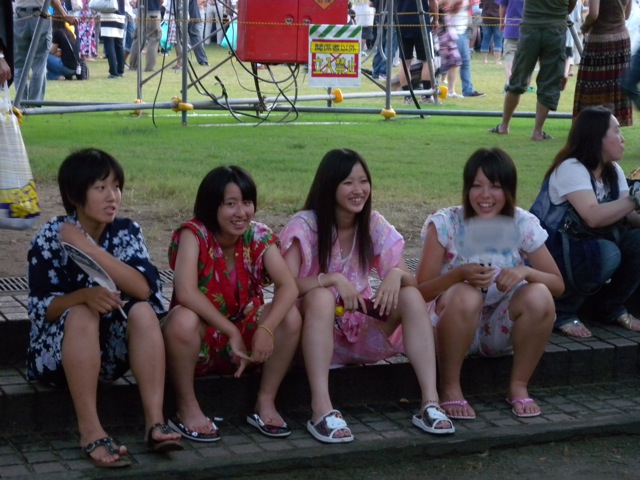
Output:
[70, 0, 84, 11]
[220, 20, 237, 50]
[88, 0, 118, 13]
[0, 83, 41, 230]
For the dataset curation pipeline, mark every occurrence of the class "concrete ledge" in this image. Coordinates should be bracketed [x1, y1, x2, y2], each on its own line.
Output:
[3, 380, 640, 480]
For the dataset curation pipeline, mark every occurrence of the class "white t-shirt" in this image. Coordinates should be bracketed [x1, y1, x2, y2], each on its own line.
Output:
[449, 0, 471, 36]
[548, 159, 629, 205]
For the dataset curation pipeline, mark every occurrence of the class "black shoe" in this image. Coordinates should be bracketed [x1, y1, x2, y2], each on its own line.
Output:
[198, 61, 209, 66]
[464, 91, 485, 98]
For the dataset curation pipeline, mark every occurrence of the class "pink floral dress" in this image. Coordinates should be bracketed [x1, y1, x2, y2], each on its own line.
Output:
[77, 1, 98, 58]
[168, 219, 277, 376]
[422, 206, 548, 356]
[280, 210, 405, 365]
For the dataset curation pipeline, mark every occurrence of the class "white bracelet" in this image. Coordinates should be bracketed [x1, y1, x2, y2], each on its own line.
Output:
[318, 273, 326, 288]
[0, 53, 5, 59]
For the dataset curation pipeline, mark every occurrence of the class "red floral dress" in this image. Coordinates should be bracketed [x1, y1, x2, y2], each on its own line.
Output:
[168, 219, 277, 375]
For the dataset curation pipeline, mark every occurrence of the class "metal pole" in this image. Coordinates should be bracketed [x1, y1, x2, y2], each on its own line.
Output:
[180, 0, 189, 124]
[135, 0, 148, 102]
[415, 0, 438, 103]
[14, 0, 53, 108]
[567, 15, 583, 58]
[385, 0, 394, 112]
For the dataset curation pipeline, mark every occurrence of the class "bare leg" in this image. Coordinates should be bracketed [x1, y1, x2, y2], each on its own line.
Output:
[507, 283, 555, 415]
[254, 306, 301, 424]
[301, 288, 351, 439]
[532, 101, 551, 140]
[127, 302, 181, 444]
[381, 287, 439, 404]
[433, 284, 483, 419]
[399, 59, 412, 88]
[447, 66, 459, 95]
[301, 288, 336, 421]
[61, 306, 127, 465]
[162, 306, 214, 434]
[497, 91, 521, 134]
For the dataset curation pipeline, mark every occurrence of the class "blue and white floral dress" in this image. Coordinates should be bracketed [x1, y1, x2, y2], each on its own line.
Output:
[26, 214, 165, 386]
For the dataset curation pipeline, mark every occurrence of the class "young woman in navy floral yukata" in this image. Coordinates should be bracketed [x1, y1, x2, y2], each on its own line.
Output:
[27, 149, 182, 468]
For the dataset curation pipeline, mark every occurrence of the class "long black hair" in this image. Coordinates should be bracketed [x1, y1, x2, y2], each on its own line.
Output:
[545, 106, 619, 194]
[303, 148, 373, 273]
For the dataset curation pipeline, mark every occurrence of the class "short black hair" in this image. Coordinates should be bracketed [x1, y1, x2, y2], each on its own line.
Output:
[194, 165, 257, 234]
[58, 148, 125, 215]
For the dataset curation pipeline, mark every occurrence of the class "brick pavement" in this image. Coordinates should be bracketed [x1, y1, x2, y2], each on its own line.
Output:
[2, 278, 640, 478]
[1, 380, 640, 479]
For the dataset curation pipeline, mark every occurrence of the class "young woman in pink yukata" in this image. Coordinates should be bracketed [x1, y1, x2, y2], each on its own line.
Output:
[279, 148, 454, 444]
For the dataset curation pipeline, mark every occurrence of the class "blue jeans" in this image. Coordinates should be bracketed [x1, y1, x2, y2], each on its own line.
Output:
[622, 46, 640, 110]
[14, 8, 52, 101]
[555, 228, 640, 327]
[125, 13, 135, 53]
[372, 28, 398, 77]
[481, 25, 503, 53]
[103, 37, 124, 76]
[455, 28, 476, 96]
[46, 54, 76, 80]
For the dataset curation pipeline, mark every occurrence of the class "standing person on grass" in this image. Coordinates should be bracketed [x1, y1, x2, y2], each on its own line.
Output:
[416, 148, 563, 420]
[396, 0, 439, 104]
[162, 166, 301, 443]
[573, 0, 633, 126]
[490, 0, 577, 140]
[27, 149, 182, 469]
[280, 148, 455, 444]
[100, 0, 127, 78]
[0, 0, 13, 85]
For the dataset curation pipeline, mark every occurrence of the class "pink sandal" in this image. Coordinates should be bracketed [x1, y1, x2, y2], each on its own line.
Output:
[506, 397, 541, 418]
[440, 400, 476, 420]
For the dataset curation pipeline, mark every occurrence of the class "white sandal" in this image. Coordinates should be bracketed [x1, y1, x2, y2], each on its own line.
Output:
[306, 409, 354, 444]
[412, 403, 455, 435]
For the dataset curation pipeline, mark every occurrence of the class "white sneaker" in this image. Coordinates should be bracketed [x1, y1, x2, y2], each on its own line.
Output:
[447, 92, 463, 99]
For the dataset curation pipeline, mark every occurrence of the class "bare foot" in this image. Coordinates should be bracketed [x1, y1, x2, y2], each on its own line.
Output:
[507, 396, 541, 417]
[558, 319, 592, 338]
[440, 399, 476, 420]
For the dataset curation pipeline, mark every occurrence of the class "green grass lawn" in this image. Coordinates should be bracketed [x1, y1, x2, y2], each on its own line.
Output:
[16, 43, 640, 221]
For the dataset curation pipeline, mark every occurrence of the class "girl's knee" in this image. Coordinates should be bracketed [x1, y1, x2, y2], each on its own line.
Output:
[162, 306, 201, 340]
[279, 306, 302, 336]
[439, 285, 483, 319]
[127, 302, 160, 327]
[511, 284, 555, 321]
[64, 305, 99, 333]
[302, 288, 336, 315]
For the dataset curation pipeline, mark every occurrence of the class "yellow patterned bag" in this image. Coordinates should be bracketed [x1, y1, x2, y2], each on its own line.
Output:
[0, 83, 41, 230]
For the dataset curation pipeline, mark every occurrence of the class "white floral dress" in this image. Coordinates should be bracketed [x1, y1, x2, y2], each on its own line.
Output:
[422, 206, 548, 356]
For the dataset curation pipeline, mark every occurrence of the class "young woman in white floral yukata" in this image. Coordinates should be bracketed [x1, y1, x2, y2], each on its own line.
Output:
[416, 147, 564, 421]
